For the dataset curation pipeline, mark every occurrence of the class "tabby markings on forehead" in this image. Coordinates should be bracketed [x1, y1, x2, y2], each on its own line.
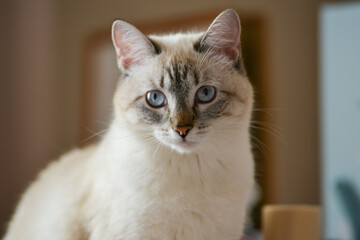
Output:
[193, 69, 199, 86]
[160, 74, 164, 88]
[165, 59, 196, 111]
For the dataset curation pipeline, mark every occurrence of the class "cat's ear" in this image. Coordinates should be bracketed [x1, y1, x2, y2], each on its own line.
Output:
[112, 20, 157, 71]
[196, 9, 241, 62]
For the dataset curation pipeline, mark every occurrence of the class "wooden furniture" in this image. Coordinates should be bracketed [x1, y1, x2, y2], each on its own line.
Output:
[262, 205, 321, 240]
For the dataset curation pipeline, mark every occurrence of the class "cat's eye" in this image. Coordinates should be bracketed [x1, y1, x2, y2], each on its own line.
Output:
[146, 90, 166, 108]
[196, 86, 216, 103]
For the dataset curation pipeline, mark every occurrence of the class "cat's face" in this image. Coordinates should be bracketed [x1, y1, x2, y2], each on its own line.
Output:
[112, 9, 253, 153]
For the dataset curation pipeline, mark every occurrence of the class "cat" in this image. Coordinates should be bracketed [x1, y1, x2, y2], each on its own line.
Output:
[4, 8, 254, 240]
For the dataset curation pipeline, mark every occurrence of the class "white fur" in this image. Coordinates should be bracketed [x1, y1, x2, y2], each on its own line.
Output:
[4, 9, 254, 240]
[5, 118, 254, 240]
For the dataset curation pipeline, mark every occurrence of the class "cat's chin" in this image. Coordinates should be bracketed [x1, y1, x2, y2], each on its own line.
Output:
[168, 140, 198, 154]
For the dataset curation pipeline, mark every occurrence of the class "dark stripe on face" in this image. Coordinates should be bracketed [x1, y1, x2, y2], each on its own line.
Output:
[173, 64, 182, 85]
[160, 73, 164, 88]
[197, 98, 229, 121]
[193, 69, 199, 85]
[181, 63, 188, 80]
[166, 67, 174, 82]
[168, 60, 191, 111]
[138, 106, 164, 124]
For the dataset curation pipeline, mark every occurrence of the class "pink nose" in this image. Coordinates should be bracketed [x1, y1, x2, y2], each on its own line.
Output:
[173, 125, 193, 138]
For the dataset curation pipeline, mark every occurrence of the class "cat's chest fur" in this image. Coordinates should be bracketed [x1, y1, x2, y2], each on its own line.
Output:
[83, 126, 253, 240]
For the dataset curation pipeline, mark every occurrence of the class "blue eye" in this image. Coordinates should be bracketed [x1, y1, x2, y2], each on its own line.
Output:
[196, 86, 216, 103]
[146, 90, 166, 108]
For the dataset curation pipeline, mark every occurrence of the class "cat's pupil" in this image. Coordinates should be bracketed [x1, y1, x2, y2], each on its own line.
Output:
[153, 93, 157, 100]
[203, 88, 208, 96]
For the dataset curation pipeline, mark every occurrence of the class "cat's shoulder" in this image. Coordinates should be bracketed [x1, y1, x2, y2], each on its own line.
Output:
[38, 144, 97, 181]
[5, 145, 98, 240]
[22, 144, 98, 197]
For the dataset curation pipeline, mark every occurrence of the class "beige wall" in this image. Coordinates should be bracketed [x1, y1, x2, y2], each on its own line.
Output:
[1, 0, 329, 235]
[0, 0, 62, 235]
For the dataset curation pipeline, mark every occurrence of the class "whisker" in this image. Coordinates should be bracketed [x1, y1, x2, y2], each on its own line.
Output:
[250, 134, 267, 154]
[81, 127, 108, 143]
[250, 121, 284, 143]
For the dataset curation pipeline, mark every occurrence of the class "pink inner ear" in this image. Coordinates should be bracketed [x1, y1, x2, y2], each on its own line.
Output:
[112, 20, 154, 70]
[119, 47, 149, 70]
[115, 41, 136, 69]
[222, 44, 240, 61]
[114, 30, 134, 69]
[201, 9, 241, 61]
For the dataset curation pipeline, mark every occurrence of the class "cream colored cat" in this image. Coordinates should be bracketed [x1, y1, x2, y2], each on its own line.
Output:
[4, 9, 254, 240]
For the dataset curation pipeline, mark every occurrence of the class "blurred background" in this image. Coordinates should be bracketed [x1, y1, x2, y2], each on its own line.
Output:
[0, 0, 359, 239]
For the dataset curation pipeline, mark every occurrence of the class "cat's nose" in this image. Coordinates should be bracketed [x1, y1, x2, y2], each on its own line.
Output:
[173, 125, 193, 138]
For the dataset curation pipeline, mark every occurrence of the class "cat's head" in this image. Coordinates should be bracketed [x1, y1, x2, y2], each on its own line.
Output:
[111, 9, 253, 154]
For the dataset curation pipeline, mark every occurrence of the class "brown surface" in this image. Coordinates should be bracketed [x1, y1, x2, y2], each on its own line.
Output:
[263, 205, 322, 240]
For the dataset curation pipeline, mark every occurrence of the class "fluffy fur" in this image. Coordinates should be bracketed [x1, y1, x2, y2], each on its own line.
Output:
[4, 9, 254, 240]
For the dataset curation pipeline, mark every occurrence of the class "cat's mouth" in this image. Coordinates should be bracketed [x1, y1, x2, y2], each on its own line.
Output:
[169, 139, 198, 153]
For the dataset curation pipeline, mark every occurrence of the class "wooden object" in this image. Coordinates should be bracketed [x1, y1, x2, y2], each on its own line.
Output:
[262, 205, 321, 240]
